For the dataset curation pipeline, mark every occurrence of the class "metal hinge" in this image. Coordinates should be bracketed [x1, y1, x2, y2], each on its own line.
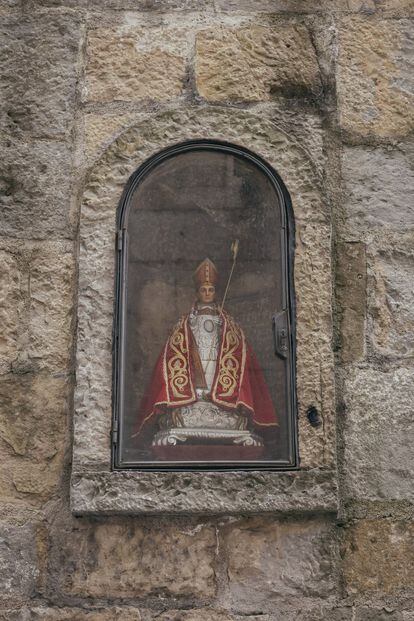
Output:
[272, 310, 289, 359]
[116, 229, 123, 252]
[112, 428, 118, 445]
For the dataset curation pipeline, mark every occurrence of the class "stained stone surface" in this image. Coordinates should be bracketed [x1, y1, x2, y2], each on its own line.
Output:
[341, 144, 414, 233]
[0, 250, 22, 375]
[0, 609, 287, 621]
[50, 519, 216, 599]
[0, 13, 81, 139]
[337, 17, 414, 139]
[156, 611, 247, 621]
[354, 609, 405, 621]
[85, 27, 187, 103]
[28, 242, 75, 372]
[343, 519, 414, 596]
[0, 607, 365, 621]
[0, 608, 143, 621]
[0, 521, 38, 606]
[369, 253, 414, 358]
[0, 240, 75, 374]
[0, 374, 69, 501]
[35, 0, 215, 8]
[195, 24, 322, 103]
[342, 366, 414, 503]
[336, 242, 367, 363]
[213, 0, 414, 12]
[0, 140, 75, 239]
[156, 609, 353, 621]
[222, 517, 337, 612]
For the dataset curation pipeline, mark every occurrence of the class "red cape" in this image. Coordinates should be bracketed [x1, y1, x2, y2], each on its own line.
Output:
[135, 310, 278, 438]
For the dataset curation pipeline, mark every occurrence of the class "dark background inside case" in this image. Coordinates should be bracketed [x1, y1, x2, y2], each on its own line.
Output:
[119, 149, 292, 465]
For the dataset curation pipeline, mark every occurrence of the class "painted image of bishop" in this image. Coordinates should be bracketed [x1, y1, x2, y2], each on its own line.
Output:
[134, 257, 278, 457]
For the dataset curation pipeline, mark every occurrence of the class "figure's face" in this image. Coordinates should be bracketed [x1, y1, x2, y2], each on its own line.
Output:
[197, 284, 216, 304]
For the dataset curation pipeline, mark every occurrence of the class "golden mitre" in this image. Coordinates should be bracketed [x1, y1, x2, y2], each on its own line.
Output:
[194, 258, 218, 287]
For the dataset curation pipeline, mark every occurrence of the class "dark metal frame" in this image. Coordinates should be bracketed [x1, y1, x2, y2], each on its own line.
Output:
[112, 140, 298, 471]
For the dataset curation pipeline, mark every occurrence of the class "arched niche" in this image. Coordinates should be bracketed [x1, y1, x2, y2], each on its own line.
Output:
[113, 140, 297, 469]
[72, 107, 337, 515]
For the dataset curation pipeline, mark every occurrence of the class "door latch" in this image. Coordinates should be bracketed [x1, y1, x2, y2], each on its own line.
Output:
[272, 310, 289, 359]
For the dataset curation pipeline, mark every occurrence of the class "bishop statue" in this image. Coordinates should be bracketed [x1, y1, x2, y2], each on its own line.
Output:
[134, 258, 278, 456]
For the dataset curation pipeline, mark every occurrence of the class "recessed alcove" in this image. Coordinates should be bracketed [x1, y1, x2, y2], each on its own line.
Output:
[71, 106, 337, 515]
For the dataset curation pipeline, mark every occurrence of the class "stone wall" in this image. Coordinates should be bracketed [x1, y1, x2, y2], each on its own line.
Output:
[0, 0, 413, 619]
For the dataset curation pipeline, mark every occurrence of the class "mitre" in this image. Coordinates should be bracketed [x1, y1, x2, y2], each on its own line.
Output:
[193, 258, 218, 287]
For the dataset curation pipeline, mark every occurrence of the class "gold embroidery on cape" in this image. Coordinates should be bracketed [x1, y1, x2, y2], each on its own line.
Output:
[167, 318, 189, 398]
[217, 316, 241, 397]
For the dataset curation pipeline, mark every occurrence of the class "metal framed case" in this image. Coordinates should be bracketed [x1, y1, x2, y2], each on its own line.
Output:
[112, 140, 298, 471]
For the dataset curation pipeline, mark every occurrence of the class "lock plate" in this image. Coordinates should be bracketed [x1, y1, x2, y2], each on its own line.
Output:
[272, 310, 289, 359]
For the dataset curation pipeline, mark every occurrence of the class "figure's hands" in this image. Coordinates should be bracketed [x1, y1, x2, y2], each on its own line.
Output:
[196, 388, 211, 401]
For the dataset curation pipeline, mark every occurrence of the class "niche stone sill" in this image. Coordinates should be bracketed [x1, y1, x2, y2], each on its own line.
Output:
[70, 468, 338, 516]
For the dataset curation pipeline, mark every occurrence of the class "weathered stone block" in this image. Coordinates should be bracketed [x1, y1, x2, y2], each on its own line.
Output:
[157, 610, 353, 621]
[0, 607, 143, 620]
[294, 223, 336, 468]
[223, 517, 337, 612]
[36, 0, 214, 9]
[0, 374, 69, 501]
[214, 0, 332, 10]
[341, 144, 414, 233]
[84, 112, 139, 160]
[157, 610, 244, 621]
[0, 13, 81, 139]
[0, 521, 38, 605]
[28, 242, 75, 372]
[343, 519, 414, 595]
[0, 140, 74, 239]
[296, 608, 353, 621]
[0, 607, 356, 621]
[74, 217, 115, 470]
[213, 0, 414, 12]
[337, 18, 414, 139]
[369, 253, 414, 358]
[354, 608, 404, 621]
[336, 242, 367, 363]
[0, 241, 75, 373]
[0, 250, 23, 375]
[85, 28, 187, 103]
[343, 366, 414, 502]
[195, 24, 322, 102]
[53, 519, 216, 598]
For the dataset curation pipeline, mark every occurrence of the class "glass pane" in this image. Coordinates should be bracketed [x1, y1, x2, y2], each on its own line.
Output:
[116, 147, 296, 468]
